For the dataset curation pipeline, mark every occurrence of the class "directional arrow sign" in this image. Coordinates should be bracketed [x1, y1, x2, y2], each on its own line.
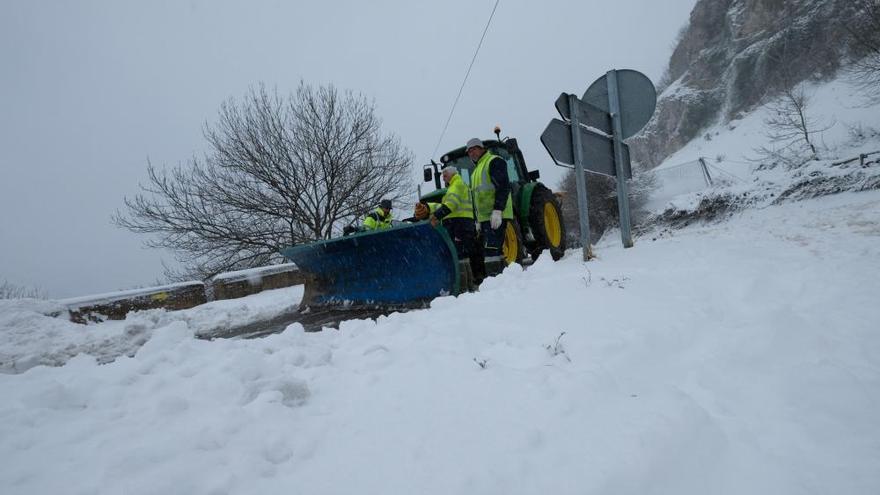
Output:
[540, 118, 632, 178]
[554, 93, 611, 135]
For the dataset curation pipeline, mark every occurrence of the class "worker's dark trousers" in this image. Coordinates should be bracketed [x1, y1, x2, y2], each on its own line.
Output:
[443, 217, 476, 260]
[480, 219, 507, 276]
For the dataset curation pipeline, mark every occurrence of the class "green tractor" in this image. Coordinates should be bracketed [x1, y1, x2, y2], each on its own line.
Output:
[280, 132, 567, 309]
[420, 131, 566, 265]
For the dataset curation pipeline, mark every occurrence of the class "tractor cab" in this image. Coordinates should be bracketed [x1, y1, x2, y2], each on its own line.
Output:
[422, 138, 539, 204]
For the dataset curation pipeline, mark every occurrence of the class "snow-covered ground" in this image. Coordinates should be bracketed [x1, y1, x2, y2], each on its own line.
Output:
[2, 75, 880, 494]
[0, 285, 303, 374]
[1, 187, 879, 494]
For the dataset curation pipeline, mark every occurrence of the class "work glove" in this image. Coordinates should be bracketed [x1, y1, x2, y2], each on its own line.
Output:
[414, 202, 429, 220]
[490, 210, 503, 229]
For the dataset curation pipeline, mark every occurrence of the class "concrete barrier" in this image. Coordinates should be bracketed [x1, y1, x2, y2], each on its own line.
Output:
[62, 264, 306, 324]
[62, 281, 207, 324]
[210, 263, 305, 301]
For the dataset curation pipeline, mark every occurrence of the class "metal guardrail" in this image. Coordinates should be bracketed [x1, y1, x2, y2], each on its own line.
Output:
[830, 150, 880, 168]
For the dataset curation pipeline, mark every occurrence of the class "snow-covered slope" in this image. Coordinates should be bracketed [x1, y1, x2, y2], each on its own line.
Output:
[658, 78, 880, 174]
[1, 185, 879, 494]
[641, 77, 880, 222]
[0, 285, 303, 374]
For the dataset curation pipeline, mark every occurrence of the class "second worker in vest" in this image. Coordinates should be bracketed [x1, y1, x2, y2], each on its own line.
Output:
[465, 137, 513, 277]
[430, 166, 475, 262]
[362, 199, 393, 231]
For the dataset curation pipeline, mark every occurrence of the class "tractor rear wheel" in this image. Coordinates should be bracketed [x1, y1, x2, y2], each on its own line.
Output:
[502, 219, 525, 265]
[528, 188, 566, 261]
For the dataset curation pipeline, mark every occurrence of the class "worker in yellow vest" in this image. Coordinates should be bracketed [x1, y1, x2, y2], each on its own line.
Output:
[362, 199, 393, 230]
[465, 137, 513, 276]
[430, 166, 476, 261]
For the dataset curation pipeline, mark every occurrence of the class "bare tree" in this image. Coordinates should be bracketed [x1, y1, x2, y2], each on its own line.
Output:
[753, 7, 834, 170]
[559, 170, 615, 246]
[846, 0, 880, 102]
[1, 279, 46, 299]
[754, 84, 833, 169]
[116, 82, 414, 280]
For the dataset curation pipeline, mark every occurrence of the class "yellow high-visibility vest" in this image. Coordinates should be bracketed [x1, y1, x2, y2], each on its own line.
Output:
[471, 151, 513, 222]
[363, 207, 392, 230]
[440, 174, 474, 220]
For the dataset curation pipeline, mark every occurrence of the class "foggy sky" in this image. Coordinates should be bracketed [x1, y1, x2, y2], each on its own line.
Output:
[0, 0, 696, 298]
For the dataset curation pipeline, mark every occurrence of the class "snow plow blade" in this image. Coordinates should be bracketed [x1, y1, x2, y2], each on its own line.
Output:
[280, 222, 460, 309]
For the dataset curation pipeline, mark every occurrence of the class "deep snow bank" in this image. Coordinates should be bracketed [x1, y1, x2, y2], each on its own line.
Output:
[1, 190, 878, 494]
[0, 285, 303, 374]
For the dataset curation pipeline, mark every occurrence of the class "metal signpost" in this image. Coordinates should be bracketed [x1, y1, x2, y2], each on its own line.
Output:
[607, 70, 634, 247]
[540, 69, 656, 259]
[567, 94, 593, 260]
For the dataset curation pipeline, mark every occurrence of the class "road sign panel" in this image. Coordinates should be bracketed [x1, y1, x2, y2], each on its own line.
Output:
[582, 69, 656, 139]
[554, 93, 611, 135]
[540, 118, 632, 178]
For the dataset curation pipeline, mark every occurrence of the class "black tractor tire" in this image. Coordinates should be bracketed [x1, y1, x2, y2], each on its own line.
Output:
[528, 187, 567, 261]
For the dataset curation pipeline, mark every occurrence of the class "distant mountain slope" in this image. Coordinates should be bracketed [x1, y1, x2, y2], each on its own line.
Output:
[631, 0, 864, 166]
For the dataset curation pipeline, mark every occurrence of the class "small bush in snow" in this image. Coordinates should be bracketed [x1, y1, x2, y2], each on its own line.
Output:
[582, 267, 593, 288]
[544, 332, 571, 362]
[0, 280, 46, 300]
[558, 163, 658, 245]
[845, 122, 880, 144]
[600, 276, 630, 289]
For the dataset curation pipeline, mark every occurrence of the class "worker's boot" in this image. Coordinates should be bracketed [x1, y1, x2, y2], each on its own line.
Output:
[458, 259, 476, 292]
[484, 256, 505, 277]
[470, 256, 485, 287]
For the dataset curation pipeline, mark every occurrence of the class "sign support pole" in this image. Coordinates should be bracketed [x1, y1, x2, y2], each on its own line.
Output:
[606, 70, 634, 248]
[567, 94, 592, 260]
[698, 157, 714, 186]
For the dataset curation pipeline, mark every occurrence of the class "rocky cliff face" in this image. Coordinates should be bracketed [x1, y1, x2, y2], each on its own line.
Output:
[631, 0, 862, 166]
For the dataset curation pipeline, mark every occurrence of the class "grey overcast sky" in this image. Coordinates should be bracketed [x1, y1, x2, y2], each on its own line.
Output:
[1, 0, 696, 298]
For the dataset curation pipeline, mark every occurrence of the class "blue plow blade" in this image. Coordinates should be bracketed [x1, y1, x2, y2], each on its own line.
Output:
[280, 221, 460, 308]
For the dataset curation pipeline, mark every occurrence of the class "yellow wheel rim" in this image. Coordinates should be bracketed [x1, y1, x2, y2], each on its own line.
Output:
[502, 222, 519, 264]
[543, 203, 562, 248]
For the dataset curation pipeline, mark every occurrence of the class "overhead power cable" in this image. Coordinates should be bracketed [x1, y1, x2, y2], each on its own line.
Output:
[431, 0, 501, 158]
